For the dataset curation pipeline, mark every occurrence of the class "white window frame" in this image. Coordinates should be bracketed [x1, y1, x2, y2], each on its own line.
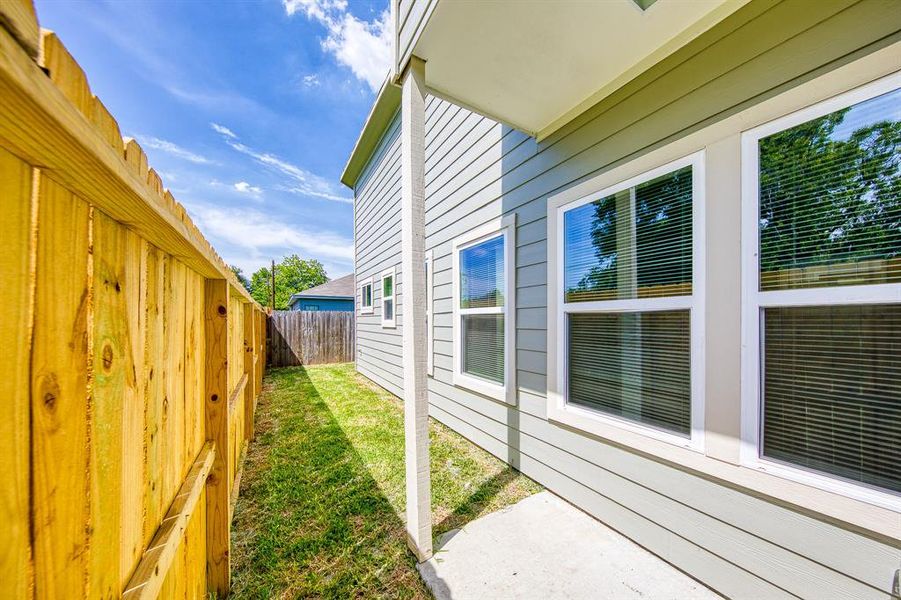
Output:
[740, 72, 901, 511]
[381, 266, 396, 329]
[452, 214, 516, 404]
[549, 152, 706, 451]
[360, 276, 373, 314]
[426, 249, 434, 376]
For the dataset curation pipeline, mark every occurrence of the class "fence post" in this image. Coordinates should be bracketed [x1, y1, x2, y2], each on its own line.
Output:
[204, 279, 230, 595]
[243, 303, 254, 441]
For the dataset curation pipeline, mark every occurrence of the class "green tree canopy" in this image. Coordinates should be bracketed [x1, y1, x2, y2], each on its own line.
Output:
[249, 255, 328, 309]
[230, 265, 252, 292]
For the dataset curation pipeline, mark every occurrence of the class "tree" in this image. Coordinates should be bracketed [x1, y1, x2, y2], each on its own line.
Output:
[230, 265, 252, 292]
[249, 255, 328, 309]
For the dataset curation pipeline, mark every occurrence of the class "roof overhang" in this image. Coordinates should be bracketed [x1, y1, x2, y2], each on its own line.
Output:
[342, 0, 752, 189]
[340, 75, 401, 188]
[410, 0, 750, 140]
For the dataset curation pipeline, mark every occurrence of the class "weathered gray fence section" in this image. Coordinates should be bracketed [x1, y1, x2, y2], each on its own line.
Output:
[267, 311, 355, 366]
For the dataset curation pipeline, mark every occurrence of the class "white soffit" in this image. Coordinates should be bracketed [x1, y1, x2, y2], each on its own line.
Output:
[414, 0, 750, 139]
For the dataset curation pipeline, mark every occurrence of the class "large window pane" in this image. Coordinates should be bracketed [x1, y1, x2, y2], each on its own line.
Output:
[384, 298, 393, 321]
[759, 87, 901, 291]
[762, 304, 901, 492]
[564, 166, 693, 303]
[568, 311, 691, 436]
[462, 314, 504, 384]
[460, 236, 505, 308]
[383, 275, 393, 297]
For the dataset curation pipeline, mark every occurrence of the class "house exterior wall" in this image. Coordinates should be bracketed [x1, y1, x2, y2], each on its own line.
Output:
[290, 297, 353, 311]
[354, 1, 901, 597]
[355, 114, 404, 398]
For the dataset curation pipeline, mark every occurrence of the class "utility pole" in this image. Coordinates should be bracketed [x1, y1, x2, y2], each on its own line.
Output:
[271, 259, 276, 310]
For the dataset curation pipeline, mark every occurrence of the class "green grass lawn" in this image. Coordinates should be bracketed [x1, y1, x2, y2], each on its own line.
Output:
[230, 363, 541, 599]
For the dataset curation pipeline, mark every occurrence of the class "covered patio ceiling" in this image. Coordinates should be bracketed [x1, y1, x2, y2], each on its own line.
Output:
[406, 0, 750, 139]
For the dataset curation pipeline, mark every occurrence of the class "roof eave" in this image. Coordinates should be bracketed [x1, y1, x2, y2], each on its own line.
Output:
[340, 74, 402, 189]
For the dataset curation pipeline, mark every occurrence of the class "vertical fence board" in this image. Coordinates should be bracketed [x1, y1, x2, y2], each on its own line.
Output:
[0, 147, 34, 598]
[90, 211, 130, 598]
[184, 270, 204, 468]
[31, 174, 92, 597]
[143, 245, 164, 547]
[165, 260, 186, 505]
[243, 303, 254, 441]
[204, 279, 230, 595]
[120, 231, 146, 587]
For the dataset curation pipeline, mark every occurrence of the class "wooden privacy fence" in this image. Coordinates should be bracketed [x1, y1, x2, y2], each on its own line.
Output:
[268, 311, 356, 366]
[0, 2, 266, 597]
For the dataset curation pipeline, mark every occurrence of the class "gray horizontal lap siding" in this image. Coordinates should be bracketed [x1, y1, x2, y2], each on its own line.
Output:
[354, 1, 901, 598]
[355, 113, 404, 398]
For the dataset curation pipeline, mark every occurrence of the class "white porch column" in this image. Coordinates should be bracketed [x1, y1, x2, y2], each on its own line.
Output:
[400, 55, 433, 561]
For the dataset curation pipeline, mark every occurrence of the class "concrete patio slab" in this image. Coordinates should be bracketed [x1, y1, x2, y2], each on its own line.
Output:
[418, 491, 722, 600]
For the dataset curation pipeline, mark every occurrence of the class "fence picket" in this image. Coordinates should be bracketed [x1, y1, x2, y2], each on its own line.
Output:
[267, 311, 355, 366]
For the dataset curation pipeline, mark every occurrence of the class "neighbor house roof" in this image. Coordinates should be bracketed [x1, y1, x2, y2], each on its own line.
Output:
[288, 274, 355, 304]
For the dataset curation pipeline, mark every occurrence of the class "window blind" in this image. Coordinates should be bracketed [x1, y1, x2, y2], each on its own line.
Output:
[755, 83, 901, 495]
[459, 234, 505, 384]
[462, 314, 504, 384]
[564, 166, 693, 303]
[568, 311, 691, 436]
[460, 235, 504, 308]
[762, 304, 901, 492]
[759, 87, 901, 291]
[562, 162, 696, 437]
[382, 274, 394, 321]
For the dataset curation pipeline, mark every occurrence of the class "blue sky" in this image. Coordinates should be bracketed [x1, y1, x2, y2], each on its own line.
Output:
[35, 0, 391, 279]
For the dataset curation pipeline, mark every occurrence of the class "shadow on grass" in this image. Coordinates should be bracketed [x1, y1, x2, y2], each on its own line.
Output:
[433, 467, 521, 540]
[230, 366, 431, 598]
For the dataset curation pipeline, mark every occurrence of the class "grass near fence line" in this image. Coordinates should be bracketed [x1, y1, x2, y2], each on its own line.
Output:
[230, 363, 541, 598]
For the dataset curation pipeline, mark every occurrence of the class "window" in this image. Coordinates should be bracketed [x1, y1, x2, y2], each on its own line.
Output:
[307, 304, 319, 311]
[361, 278, 373, 314]
[381, 267, 395, 328]
[452, 215, 516, 403]
[426, 250, 434, 376]
[742, 75, 901, 505]
[555, 153, 705, 448]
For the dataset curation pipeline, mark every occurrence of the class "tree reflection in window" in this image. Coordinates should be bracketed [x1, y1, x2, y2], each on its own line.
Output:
[564, 166, 693, 303]
[759, 87, 901, 291]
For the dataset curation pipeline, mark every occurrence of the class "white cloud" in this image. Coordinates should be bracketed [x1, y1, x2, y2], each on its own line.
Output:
[302, 74, 321, 87]
[226, 140, 351, 203]
[233, 181, 263, 198]
[284, 0, 391, 92]
[190, 203, 354, 269]
[210, 122, 237, 139]
[135, 135, 214, 165]
[208, 123, 352, 203]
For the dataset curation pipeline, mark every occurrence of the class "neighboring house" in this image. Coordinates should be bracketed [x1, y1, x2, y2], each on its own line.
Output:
[287, 274, 354, 311]
[344, 1, 901, 598]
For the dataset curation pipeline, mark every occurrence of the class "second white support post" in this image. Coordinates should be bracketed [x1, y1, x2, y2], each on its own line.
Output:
[400, 55, 433, 562]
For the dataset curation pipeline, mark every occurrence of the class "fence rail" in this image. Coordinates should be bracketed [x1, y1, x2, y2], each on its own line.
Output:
[0, 2, 265, 597]
[268, 311, 356, 366]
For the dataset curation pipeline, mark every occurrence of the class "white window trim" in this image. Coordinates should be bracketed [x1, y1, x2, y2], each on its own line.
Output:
[381, 266, 396, 329]
[452, 214, 516, 404]
[740, 72, 901, 511]
[360, 276, 374, 314]
[548, 151, 706, 452]
[426, 249, 434, 377]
